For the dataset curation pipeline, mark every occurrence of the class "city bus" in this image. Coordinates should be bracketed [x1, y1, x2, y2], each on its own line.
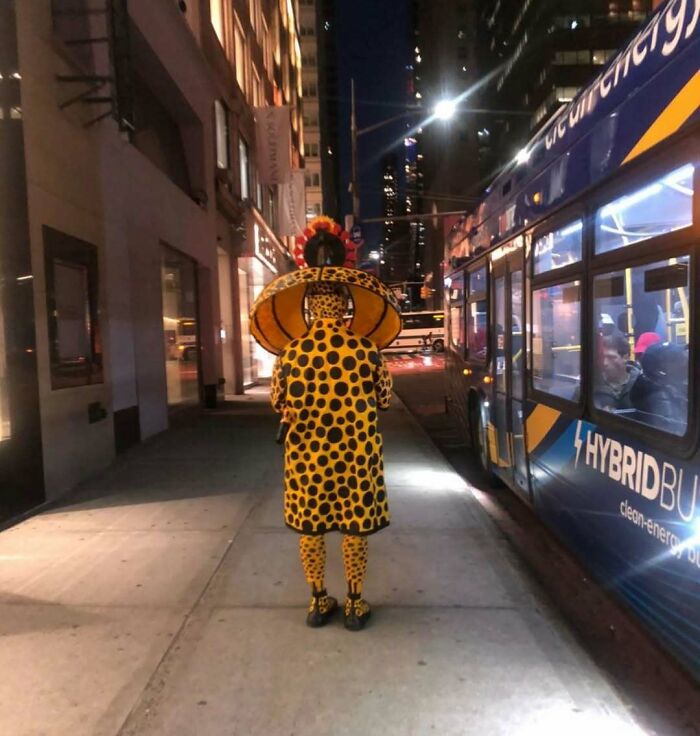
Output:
[443, 1, 700, 679]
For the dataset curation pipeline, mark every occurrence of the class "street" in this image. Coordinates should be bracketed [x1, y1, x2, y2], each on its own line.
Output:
[0, 371, 695, 735]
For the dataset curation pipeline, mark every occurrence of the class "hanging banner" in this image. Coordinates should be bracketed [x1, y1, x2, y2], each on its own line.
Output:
[254, 105, 291, 185]
[278, 169, 306, 236]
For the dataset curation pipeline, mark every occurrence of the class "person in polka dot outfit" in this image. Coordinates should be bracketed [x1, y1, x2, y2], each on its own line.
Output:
[271, 282, 393, 630]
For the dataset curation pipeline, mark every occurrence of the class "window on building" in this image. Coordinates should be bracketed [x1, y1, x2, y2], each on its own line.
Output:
[595, 164, 694, 254]
[592, 49, 616, 65]
[532, 281, 581, 401]
[300, 25, 315, 37]
[302, 81, 317, 97]
[239, 137, 250, 199]
[234, 17, 247, 94]
[304, 142, 319, 157]
[304, 172, 321, 187]
[43, 227, 103, 390]
[161, 245, 200, 406]
[210, 0, 226, 46]
[553, 49, 591, 65]
[214, 99, 230, 169]
[593, 256, 690, 435]
[555, 86, 580, 102]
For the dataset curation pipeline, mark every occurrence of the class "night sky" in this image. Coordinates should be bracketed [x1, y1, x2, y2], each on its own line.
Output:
[334, 0, 412, 251]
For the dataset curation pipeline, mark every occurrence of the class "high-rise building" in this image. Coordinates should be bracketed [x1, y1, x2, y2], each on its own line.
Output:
[299, 0, 340, 221]
[381, 154, 402, 282]
[476, 0, 652, 174]
[412, 0, 481, 305]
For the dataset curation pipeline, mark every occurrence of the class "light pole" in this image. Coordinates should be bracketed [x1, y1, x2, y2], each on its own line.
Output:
[349, 84, 458, 223]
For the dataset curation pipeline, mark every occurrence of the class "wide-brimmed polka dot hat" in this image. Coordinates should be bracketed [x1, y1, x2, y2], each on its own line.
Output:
[250, 218, 401, 355]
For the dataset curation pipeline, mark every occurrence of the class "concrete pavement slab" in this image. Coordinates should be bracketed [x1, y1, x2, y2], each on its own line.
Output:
[25, 491, 256, 533]
[0, 526, 232, 608]
[207, 526, 521, 609]
[0, 602, 184, 736]
[118, 606, 640, 736]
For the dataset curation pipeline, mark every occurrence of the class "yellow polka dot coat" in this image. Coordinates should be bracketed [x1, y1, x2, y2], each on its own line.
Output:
[271, 318, 393, 536]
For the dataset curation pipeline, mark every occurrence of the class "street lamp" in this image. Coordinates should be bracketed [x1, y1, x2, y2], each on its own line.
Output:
[434, 98, 457, 121]
[350, 80, 460, 222]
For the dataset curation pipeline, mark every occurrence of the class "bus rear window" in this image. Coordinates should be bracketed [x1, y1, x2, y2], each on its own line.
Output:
[595, 164, 694, 254]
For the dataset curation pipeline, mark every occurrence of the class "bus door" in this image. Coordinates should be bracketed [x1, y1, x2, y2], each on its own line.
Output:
[492, 254, 529, 499]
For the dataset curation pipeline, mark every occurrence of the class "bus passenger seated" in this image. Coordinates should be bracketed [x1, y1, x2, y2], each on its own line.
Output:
[630, 342, 688, 432]
[594, 331, 640, 412]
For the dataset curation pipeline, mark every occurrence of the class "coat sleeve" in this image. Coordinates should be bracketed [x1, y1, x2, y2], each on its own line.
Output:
[374, 353, 393, 410]
[270, 354, 287, 414]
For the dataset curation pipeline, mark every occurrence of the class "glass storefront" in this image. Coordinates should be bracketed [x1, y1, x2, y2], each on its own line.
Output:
[0, 288, 10, 442]
[238, 266, 254, 386]
[161, 245, 200, 406]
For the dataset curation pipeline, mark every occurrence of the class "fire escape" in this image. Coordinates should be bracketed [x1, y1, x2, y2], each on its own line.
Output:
[52, 0, 134, 130]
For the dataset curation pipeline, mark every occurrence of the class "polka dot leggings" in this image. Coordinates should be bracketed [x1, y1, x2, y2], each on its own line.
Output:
[299, 534, 369, 596]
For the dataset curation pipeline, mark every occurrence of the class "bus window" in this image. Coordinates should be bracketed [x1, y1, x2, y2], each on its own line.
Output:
[532, 281, 581, 401]
[448, 273, 465, 352]
[533, 219, 582, 275]
[593, 256, 690, 435]
[595, 164, 694, 254]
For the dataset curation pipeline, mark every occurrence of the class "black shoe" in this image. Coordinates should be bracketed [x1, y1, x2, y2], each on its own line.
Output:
[306, 590, 338, 628]
[344, 594, 371, 631]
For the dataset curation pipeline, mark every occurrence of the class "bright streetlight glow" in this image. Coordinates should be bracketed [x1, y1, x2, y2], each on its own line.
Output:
[434, 98, 457, 121]
[369, 250, 380, 261]
[516, 147, 531, 165]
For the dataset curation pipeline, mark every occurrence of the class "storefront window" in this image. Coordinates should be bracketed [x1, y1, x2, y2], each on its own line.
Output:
[161, 245, 200, 406]
[238, 266, 254, 386]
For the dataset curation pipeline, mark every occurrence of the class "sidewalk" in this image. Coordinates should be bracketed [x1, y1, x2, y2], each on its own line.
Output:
[0, 389, 644, 736]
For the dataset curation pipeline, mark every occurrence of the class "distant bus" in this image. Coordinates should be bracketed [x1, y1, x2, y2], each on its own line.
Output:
[383, 311, 444, 353]
[444, 1, 700, 679]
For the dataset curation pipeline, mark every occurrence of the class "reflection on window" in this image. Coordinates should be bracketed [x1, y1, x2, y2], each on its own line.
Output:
[593, 256, 689, 435]
[404, 312, 444, 330]
[239, 137, 249, 199]
[467, 300, 487, 361]
[469, 266, 487, 295]
[532, 281, 581, 401]
[534, 219, 582, 274]
[0, 286, 9, 441]
[595, 164, 694, 254]
[162, 246, 200, 406]
[448, 273, 465, 352]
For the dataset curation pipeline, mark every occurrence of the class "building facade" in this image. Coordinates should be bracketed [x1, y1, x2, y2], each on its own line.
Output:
[476, 0, 653, 174]
[0, 0, 303, 524]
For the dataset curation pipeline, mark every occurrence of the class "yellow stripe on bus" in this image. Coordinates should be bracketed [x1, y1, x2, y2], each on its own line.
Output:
[623, 71, 700, 164]
[526, 404, 561, 453]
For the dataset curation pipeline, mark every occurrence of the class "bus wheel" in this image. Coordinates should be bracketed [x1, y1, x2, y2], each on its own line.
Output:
[432, 339, 444, 353]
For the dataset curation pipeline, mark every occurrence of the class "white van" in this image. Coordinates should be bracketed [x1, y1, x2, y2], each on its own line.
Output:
[384, 311, 445, 353]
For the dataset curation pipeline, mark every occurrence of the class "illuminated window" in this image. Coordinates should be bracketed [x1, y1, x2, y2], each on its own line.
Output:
[534, 220, 582, 274]
[214, 100, 230, 169]
[234, 17, 247, 94]
[239, 137, 250, 199]
[532, 281, 581, 401]
[595, 164, 694, 254]
[593, 257, 690, 435]
[210, 0, 225, 46]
